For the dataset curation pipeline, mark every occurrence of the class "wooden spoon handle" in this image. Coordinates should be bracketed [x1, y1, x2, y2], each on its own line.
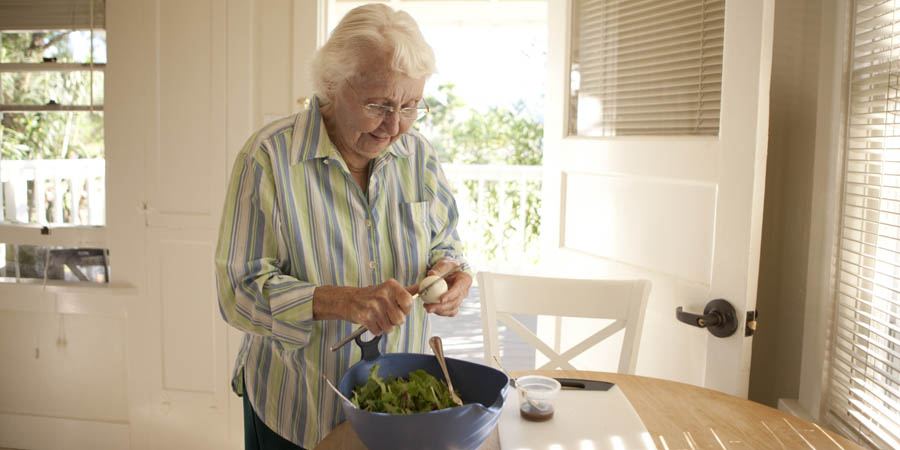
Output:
[429, 336, 463, 406]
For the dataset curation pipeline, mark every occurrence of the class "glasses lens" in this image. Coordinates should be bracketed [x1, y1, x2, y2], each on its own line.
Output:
[400, 107, 428, 121]
[364, 104, 427, 121]
[400, 109, 419, 121]
[363, 104, 386, 119]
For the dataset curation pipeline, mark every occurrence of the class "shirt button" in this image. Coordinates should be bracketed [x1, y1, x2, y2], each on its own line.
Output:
[365, 219, 373, 227]
[368, 261, 377, 269]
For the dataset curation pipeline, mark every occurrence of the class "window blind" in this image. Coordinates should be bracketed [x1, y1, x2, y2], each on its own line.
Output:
[0, 0, 105, 31]
[569, 0, 724, 137]
[827, 1, 900, 448]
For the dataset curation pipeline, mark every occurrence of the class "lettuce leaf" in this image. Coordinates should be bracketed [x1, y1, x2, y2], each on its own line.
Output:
[350, 363, 463, 414]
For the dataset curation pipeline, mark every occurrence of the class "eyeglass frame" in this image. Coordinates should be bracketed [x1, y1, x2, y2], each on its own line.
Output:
[344, 79, 430, 122]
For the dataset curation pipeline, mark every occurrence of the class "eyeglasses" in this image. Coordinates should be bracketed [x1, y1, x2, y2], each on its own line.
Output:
[362, 102, 430, 121]
[346, 79, 430, 122]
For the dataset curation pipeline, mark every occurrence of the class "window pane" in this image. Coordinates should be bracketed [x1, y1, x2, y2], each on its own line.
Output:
[0, 243, 15, 279]
[0, 243, 109, 283]
[2, 71, 104, 105]
[568, 0, 724, 137]
[12, 244, 49, 281]
[0, 30, 106, 64]
[46, 247, 109, 282]
[1, 112, 105, 225]
[1, 112, 103, 159]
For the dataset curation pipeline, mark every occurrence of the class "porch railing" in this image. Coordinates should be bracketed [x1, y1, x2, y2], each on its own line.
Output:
[0, 159, 540, 268]
[442, 163, 543, 270]
[0, 158, 105, 226]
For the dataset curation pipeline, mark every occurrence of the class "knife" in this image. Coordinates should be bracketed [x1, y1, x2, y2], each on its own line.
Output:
[555, 378, 615, 391]
[329, 263, 469, 352]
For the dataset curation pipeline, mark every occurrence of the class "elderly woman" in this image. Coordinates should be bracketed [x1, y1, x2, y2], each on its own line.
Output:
[215, 4, 471, 450]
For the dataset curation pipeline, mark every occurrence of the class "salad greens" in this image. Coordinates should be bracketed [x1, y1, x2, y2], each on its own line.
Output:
[350, 364, 464, 414]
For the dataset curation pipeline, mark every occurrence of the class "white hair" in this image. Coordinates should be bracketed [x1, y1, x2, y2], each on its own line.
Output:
[311, 4, 436, 99]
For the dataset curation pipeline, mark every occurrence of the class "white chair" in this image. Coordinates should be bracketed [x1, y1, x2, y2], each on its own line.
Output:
[477, 271, 651, 374]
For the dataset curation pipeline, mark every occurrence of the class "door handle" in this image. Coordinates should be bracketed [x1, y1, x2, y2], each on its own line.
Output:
[676, 299, 738, 338]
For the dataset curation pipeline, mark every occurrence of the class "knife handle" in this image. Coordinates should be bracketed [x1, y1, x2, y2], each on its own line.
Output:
[330, 294, 422, 352]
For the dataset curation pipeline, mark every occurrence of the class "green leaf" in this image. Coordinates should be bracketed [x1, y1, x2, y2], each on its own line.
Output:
[349, 364, 464, 414]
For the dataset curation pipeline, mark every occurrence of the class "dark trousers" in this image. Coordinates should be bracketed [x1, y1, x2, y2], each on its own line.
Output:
[242, 381, 307, 450]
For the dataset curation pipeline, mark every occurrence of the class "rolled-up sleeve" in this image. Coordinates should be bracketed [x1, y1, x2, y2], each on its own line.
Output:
[215, 148, 315, 350]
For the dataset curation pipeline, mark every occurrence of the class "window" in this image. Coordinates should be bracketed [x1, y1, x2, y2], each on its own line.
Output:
[0, 0, 108, 284]
[568, 0, 724, 137]
[330, 1, 547, 269]
[827, 1, 900, 447]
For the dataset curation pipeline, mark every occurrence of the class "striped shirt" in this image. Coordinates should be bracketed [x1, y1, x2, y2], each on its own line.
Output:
[214, 96, 466, 448]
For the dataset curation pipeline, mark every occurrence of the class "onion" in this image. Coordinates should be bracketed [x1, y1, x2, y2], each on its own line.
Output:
[419, 275, 448, 304]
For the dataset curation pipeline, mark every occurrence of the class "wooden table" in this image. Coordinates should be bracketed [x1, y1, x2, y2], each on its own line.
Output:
[316, 370, 863, 449]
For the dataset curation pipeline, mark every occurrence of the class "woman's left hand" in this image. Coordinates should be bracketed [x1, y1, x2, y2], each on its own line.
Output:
[422, 258, 472, 317]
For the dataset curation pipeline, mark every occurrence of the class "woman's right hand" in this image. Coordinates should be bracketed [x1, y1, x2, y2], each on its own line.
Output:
[344, 279, 416, 335]
[312, 279, 416, 335]
[348, 278, 413, 336]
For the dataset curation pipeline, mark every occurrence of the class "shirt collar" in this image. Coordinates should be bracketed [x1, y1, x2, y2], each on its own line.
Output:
[289, 95, 328, 165]
[290, 95, 414, 166]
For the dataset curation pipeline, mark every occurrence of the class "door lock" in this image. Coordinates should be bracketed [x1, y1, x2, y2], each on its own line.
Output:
[745, 310, 759, 337]
[675, 299, 738, 338]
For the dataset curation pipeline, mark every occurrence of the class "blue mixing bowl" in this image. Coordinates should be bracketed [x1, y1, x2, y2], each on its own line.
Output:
[337, 334, 509, 450]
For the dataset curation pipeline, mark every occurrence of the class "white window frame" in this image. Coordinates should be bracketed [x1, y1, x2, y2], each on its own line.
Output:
[792, 0, 851, 428]
[800, 1, 900, 448]
[1, 27, 108, 284]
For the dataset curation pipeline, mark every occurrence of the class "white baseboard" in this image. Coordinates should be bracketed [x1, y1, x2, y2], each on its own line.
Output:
[0, 413, 129, 450]
[777, 398, 815, 422]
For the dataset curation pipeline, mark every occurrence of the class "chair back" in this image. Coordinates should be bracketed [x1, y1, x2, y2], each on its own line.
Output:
[477, 271, 651, 374]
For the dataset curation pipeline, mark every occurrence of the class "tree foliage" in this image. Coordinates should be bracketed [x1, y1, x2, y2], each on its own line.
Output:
[420, 83, 544, 265]
[421, 83, 543, 166]
[1, 31, 104, 161]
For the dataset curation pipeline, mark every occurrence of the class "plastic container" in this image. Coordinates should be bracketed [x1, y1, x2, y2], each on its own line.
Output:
[337, 334, 509, 450]
[516, 375, 561, 421]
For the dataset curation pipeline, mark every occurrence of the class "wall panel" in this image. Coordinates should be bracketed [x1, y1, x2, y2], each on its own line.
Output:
[563, 172, 717, 284]
[158, 0, 213, 216]
[0, 311, 128, 421]
[147, 0, 227, 230]
[161, 240, 217, 393]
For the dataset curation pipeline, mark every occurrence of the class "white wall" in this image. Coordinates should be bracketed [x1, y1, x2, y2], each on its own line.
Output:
[112, 0, 318, 448]
[749, 0, 848, 421]
[798, 0, 849, 422]
[750, 0, 823, 408]
[0, 1, 319, 449]
[0, 286, 130, 449]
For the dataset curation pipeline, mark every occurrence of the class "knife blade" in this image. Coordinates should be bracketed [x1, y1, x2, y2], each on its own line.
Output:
[555, 378, 615, 391]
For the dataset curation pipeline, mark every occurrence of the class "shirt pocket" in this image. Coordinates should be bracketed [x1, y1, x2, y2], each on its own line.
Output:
[396, 201, 432, 272]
